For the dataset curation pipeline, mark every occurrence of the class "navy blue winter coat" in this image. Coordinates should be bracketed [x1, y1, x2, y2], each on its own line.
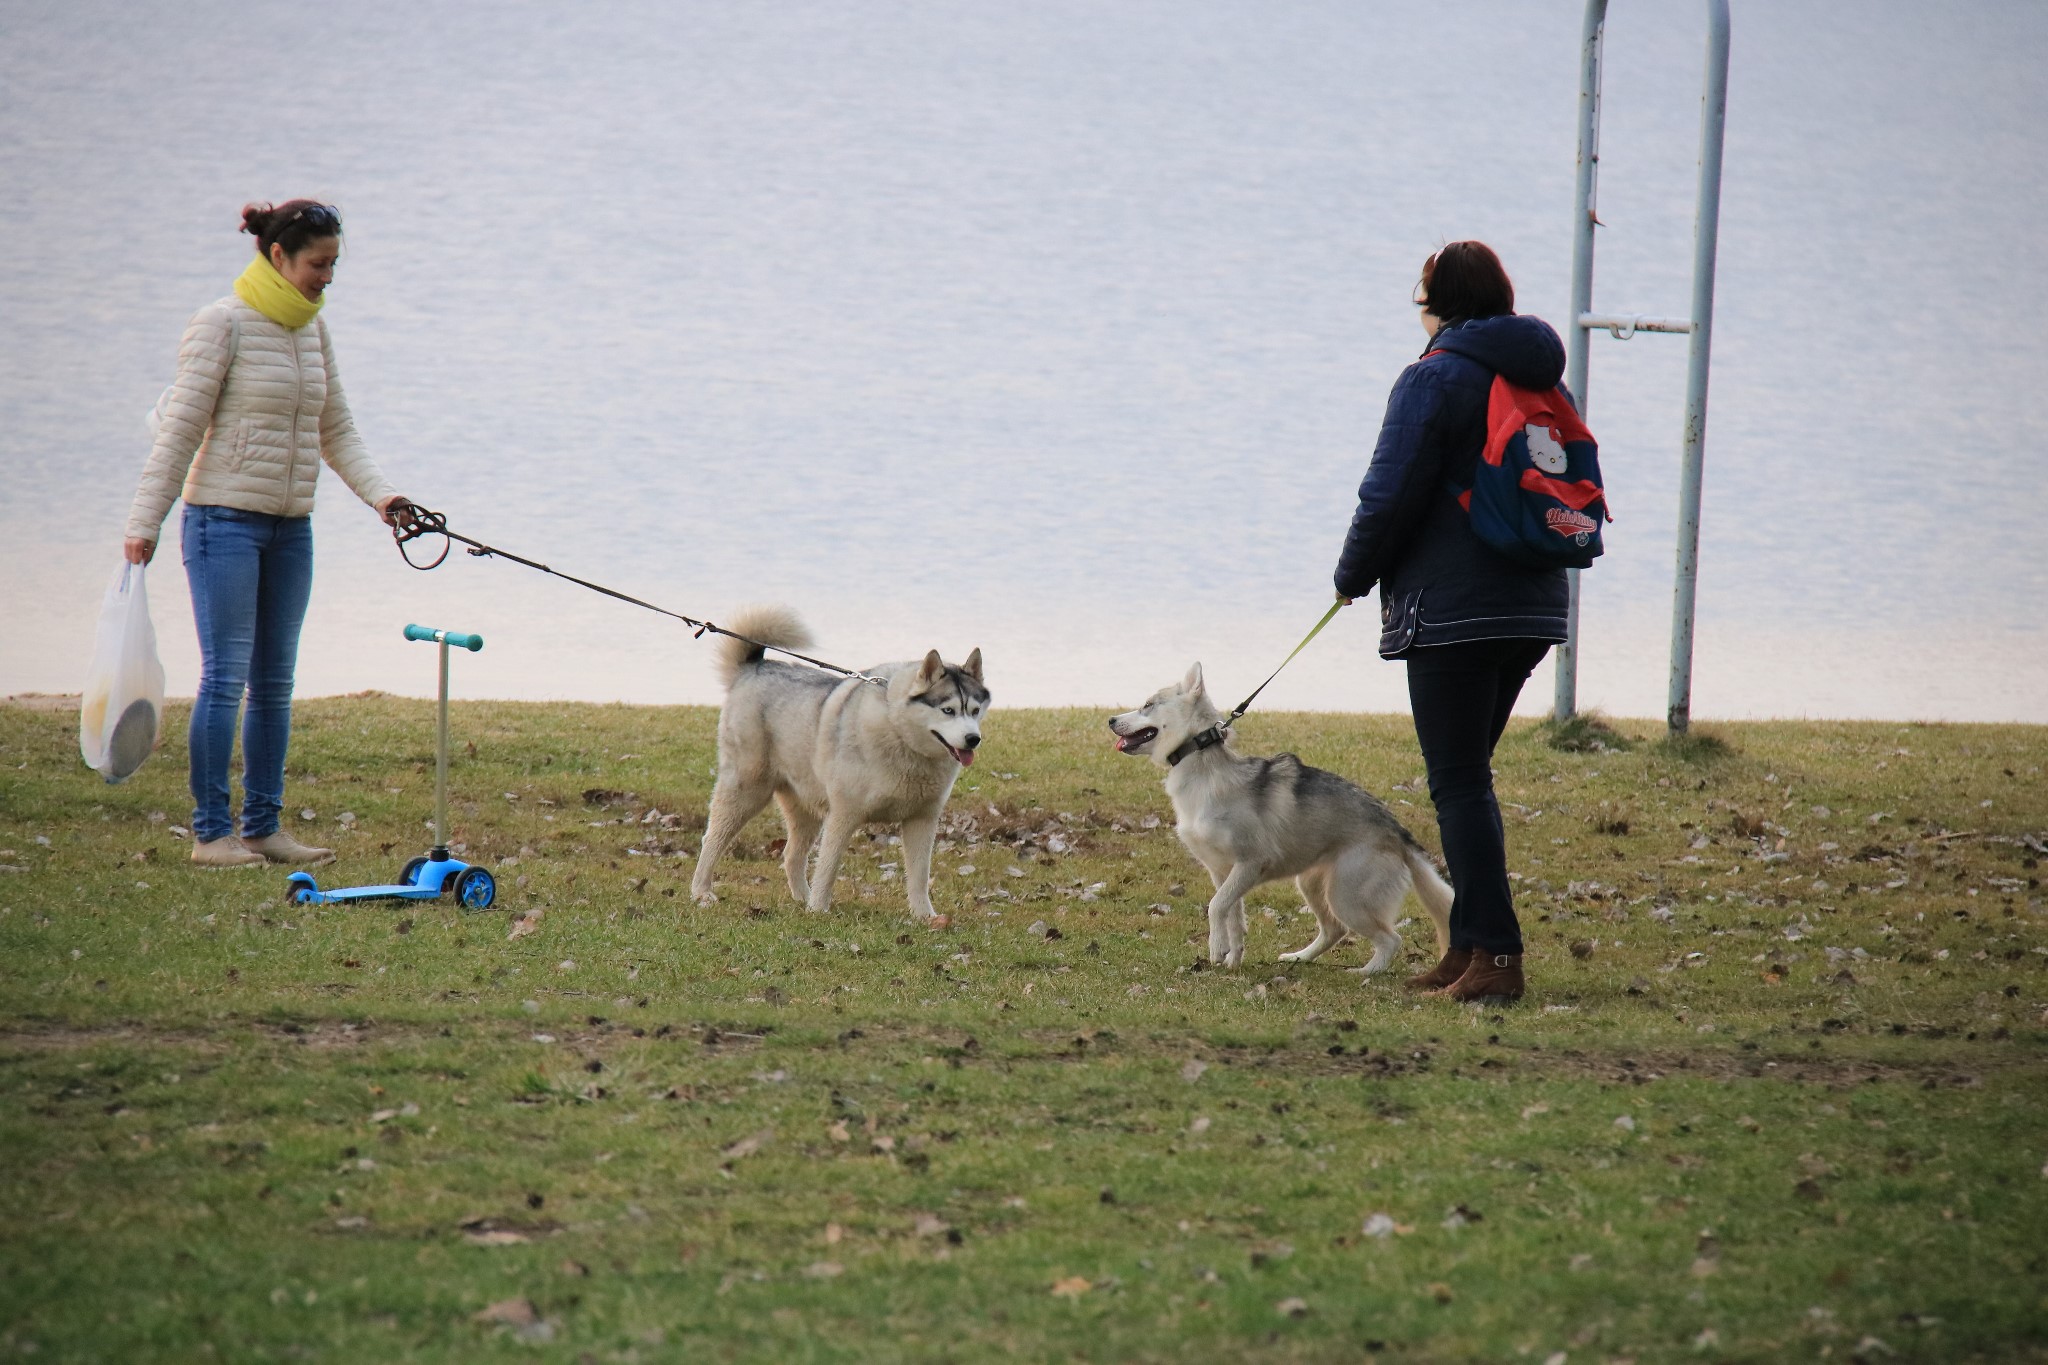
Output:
[1333, 314, 1573, 657]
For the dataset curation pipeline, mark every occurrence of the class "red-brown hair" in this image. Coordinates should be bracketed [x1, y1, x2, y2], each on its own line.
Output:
[1419, 241, 1515, 324]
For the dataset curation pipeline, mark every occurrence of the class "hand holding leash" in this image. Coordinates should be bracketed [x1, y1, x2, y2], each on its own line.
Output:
[379, 496, 427, 535]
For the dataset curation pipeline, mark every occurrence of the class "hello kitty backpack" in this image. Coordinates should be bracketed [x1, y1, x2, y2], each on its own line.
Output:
[1449, 366, 1610, 570]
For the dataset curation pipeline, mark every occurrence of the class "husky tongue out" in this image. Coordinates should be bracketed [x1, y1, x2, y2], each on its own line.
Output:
[1113, 726, 1158, 753]
[935, 733, 976, 766]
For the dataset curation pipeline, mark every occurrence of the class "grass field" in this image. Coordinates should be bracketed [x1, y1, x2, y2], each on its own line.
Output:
[2, 696, 2045, 1363]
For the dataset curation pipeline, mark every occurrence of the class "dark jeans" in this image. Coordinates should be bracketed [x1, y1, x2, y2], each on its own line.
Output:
[1405, 638, 1552, 957]
[181, 504, 314, 843]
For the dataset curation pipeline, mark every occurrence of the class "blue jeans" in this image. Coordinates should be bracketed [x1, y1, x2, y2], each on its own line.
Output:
[180, 505, 314, 843]
[1406, 638, 1553, 957]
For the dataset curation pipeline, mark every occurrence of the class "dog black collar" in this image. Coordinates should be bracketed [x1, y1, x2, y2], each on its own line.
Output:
[1166, 724, 1228, 767]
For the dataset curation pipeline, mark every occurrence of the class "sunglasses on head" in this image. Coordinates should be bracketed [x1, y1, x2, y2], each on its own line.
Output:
[288, 203, 341, 231]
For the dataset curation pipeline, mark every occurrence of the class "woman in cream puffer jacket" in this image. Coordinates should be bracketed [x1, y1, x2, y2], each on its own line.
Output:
[124, 200, 413, 869]
[124, 295, 397, 536]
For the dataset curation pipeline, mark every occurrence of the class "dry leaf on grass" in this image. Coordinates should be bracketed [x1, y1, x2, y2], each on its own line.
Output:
[1050, 1276, 1092, 1299]
[465, 1229, 529, 1247]
[473, 1297, 537, 1325]
[721, 1128, 774, 1162]
[912, 1213, 949, 1238]
[802, 1261, 843, 1279]
[1275, 1297, 1309, 1318]
[507, 911, 541, 941]
[1181, 1059, 1209, 1083]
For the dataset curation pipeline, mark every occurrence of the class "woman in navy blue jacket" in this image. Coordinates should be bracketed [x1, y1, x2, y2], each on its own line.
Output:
[1333, 242, 1569, 1003]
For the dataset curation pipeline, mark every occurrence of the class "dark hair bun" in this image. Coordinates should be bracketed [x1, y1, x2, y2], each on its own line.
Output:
[240, 197, 341, 261]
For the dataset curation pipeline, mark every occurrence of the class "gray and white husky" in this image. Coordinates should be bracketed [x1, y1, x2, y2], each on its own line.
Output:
[689, 606, 988, 921]
[1109, 664, 1451, 973]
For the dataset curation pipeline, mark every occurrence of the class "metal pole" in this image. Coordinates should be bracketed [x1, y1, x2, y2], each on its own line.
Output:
[1554, 0, 1608, 722]
[1666, 0, 1730, 735]
[434, 638, 451, 855]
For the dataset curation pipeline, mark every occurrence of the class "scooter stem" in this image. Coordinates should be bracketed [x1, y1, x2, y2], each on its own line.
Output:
[403, 624, 480, 863]
[434, 639, 450, 859]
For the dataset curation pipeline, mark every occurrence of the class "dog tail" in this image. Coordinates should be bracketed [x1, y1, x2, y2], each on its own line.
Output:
[711, 605, 813, 690]
[1404, 845, 1454, 957]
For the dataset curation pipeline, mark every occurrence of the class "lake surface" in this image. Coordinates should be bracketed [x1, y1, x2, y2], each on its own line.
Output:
[3, 0, 2044, 722]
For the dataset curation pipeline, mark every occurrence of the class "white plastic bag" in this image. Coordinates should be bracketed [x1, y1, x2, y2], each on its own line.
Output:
[79, 562, 167, 784]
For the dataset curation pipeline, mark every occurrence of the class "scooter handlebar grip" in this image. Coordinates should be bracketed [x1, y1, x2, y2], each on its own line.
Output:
[403, 624, 484, 651]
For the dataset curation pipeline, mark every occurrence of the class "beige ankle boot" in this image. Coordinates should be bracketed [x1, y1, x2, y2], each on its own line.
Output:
[241, 830, 334, 864]
[191, 837, 267, 868]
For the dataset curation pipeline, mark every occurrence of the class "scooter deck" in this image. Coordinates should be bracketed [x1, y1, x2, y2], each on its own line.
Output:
[295, 882, 447, 905]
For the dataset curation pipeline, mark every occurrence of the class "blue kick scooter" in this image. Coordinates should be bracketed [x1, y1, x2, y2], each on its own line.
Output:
[286, 624, 497, 910]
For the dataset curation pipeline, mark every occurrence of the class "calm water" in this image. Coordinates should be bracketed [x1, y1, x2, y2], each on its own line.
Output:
[3, 0, 2044, 722]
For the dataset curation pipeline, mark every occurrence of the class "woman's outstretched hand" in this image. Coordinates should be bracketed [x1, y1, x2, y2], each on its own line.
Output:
[377, 495, 425, 534]
[124, 537, 156, 565]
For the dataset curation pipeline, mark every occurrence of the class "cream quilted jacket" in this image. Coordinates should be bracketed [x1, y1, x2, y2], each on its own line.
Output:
[125, 296, 396, 541]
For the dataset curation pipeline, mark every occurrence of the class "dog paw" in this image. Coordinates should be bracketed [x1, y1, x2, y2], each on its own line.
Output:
[692, 890, 719, 908]
[1277, 948, 1309, 962]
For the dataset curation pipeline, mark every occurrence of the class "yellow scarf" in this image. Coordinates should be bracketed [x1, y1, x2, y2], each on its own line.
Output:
[233, 254, 323, 329]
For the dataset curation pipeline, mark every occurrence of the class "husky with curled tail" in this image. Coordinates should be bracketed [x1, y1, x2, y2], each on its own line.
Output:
[1108, 663, 1451, 973]
[689, 606, 988, 921]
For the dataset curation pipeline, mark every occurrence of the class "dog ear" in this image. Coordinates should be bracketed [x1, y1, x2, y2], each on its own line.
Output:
[918, 650, 944, 686]
[1183, 662, 1205, 696]
[961, 647, 982, 684]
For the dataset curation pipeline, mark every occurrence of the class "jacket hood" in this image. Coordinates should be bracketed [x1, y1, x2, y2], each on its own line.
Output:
[1428, 314, 1566, 390]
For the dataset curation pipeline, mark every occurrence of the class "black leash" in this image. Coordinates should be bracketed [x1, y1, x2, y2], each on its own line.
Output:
[388, 503, 885, 685]
[1166, 600, 1350, 766]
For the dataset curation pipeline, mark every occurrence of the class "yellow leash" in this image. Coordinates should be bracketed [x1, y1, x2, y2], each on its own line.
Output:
[1224, 598, 1349, 725]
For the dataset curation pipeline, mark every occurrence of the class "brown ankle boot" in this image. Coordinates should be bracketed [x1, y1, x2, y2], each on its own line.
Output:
[1438, 952, 1525, 1004]
[1405, 947, 1472, 992]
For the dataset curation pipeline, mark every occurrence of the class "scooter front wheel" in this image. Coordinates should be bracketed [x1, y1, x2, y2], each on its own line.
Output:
[452, 866, 496, 911]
